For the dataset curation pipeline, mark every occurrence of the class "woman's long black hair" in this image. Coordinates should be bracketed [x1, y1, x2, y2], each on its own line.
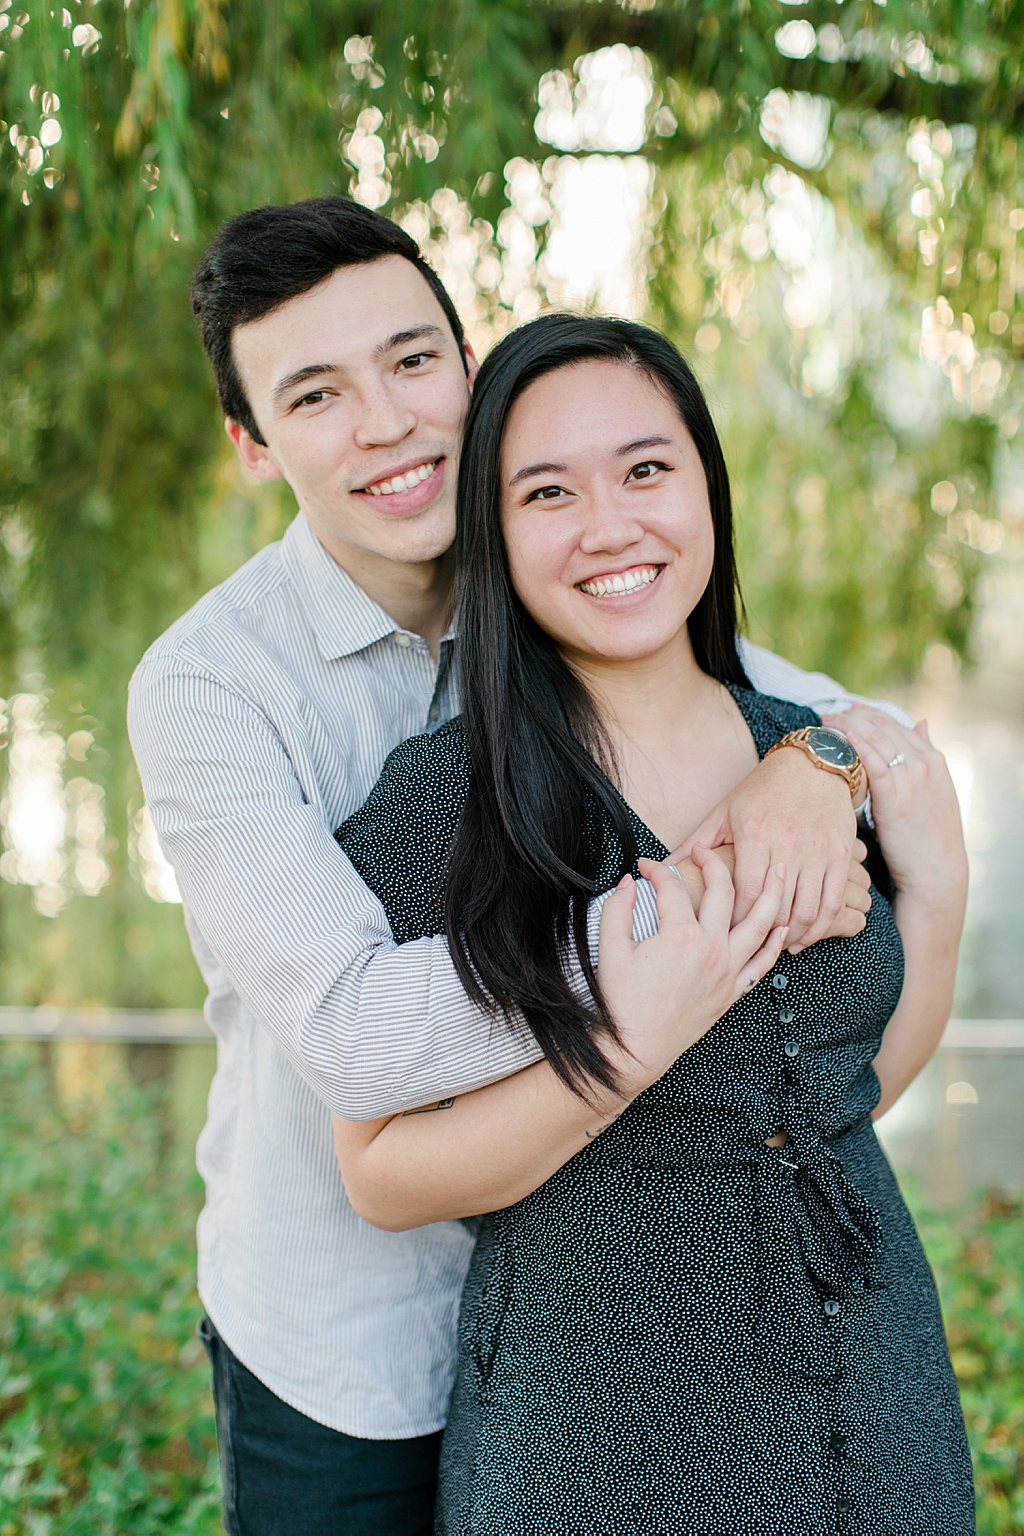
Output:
[445, 313, 750, 1096]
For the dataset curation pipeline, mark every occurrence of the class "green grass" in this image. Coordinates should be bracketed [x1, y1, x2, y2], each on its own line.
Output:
[0, 1045, 1022, 1533]
[0, 1046, 219, 1536]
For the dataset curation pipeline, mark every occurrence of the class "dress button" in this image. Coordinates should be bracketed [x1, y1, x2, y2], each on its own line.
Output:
[824, 1298, 841, 1317]
[837, 1498, 852, 1514]
[829, 1430, 847, 1454]
[394, 632, 413, 648]
[783, 1040, 800, 1059]
[771, 974, 788, 991]
[778, 1007, 794, 1024]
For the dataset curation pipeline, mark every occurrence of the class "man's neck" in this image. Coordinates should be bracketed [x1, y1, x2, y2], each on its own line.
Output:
[307, 518, 456, 659]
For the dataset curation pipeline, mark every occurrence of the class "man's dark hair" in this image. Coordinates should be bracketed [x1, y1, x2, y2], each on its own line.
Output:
[190, 196, 467, 445]
[444, 312, 750, 1097]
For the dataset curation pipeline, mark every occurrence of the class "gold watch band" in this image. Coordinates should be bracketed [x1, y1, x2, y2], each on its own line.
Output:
[766, 728, 864, 801]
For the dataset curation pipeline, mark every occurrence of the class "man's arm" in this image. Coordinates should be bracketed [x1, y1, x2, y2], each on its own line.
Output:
[738, 638, 914, 727]
[129, 661, 545, 1120]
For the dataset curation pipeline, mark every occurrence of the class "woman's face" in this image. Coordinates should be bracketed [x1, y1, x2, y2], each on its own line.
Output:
[500, 359, 715, 668]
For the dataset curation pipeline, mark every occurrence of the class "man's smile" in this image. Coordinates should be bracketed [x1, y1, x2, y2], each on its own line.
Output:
[354, 456, 446, 514]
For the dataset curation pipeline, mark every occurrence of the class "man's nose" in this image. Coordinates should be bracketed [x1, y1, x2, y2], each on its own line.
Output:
[352, 380, 417, 449]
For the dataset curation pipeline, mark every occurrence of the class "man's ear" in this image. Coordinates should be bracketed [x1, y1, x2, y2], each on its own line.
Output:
[225, 418, 285, 481]
[464, 342, 480, 391]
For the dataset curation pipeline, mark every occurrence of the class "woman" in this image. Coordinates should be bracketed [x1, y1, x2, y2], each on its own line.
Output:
[333, 315, 972, 1534]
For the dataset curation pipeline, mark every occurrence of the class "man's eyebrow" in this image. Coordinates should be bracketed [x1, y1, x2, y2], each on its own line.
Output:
[271, 364, 338, 407]
[375, 323, 446, 358]
[508, 460, 567, 487]
[615, 435, 673, 456]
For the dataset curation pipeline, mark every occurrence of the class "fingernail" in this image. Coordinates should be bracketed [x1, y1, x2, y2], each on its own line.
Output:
[774, 863, 786, 879]
[617, 874, 633, 889]
[788, 942, 804, 954]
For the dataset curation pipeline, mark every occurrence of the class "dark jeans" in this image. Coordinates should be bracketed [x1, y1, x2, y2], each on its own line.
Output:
[199, 1317, 441, 1535]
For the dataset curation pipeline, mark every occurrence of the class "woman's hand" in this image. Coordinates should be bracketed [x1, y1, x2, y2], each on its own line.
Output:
[823, 707, 968, 914]
[597, 851, 789, 1094]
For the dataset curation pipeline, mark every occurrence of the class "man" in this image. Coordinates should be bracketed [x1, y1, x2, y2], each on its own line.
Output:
[129, 196, 894, 1534]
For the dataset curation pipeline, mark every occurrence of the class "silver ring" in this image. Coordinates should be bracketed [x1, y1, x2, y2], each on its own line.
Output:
[667, 863, 683, 882]
[888, 753, 905, 768]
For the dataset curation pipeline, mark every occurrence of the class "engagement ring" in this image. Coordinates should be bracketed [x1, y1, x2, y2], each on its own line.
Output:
[888, 753, 905, 768]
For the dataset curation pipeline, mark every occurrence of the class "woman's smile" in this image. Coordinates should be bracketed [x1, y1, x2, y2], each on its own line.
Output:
[576, 562, 665, 601]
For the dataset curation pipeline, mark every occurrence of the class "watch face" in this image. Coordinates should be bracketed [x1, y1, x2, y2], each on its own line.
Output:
[807, 727, 858, 770]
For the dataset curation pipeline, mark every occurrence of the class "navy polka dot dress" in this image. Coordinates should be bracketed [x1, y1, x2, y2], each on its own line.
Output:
[337, 687, 974, 1536]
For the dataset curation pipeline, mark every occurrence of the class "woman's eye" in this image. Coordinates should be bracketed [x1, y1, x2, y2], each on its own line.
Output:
[525, 484, 566, 503]
[627, 460, 670, 482]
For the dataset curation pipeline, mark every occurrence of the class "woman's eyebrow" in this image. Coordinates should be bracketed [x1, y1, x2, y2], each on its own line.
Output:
[615, 435, 672, 456]
[508, 460, 567, 487]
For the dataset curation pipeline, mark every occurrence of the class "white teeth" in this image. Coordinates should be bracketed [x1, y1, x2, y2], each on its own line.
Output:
[578, 565, 661, 598]
[364, 461, 436, 496]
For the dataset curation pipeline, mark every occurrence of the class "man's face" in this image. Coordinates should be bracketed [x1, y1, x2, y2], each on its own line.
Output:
[229, 255, 476, 569]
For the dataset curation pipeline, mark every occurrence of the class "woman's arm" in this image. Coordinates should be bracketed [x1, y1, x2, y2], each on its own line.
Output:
[334, 852, 790, 1230]
[825, 707, 969, 1118]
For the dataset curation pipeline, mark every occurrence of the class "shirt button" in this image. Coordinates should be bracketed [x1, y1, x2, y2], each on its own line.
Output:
[394, 633, 413, 648]
[783, 1040, 800, 1059]
[428, 704, 439, 722]
[824, 1298, 841, 1317]
[771, 974, 788, 991]
[829, 1430, 847, 1454]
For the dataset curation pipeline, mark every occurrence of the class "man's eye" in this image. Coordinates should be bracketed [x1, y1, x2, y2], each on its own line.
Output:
[525, 485, 565, 503]
[398, 352, 433, 371]
[627, 460, 670, 482]
[295, 390, 328, 408]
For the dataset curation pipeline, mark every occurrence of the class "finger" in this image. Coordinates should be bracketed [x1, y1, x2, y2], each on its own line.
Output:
[730, 837, 777, 926]
[690, 844, 736, 935]
[842, 873, 872, 912]
[853, 837, 868, 865]
[784, 860, 827, 949]
[846, 729, 906, 800]
[789, 850, 848, 953]
[915, 718, 932, 746]
[824, 906, 868, 940]
[728, 863, 786, 965]
[671, 803, 729, 864]
[636, 857, 699, 936]
[734, 925, 790, 1001]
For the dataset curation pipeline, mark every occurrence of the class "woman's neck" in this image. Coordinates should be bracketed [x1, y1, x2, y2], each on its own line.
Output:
[566, 631, 757, 851]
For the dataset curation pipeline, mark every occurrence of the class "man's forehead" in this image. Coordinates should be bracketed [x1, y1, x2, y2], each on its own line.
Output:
[233, 255, 451, 385]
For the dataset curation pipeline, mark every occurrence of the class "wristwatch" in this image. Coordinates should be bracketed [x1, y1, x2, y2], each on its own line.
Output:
[766, 726, 864, 803]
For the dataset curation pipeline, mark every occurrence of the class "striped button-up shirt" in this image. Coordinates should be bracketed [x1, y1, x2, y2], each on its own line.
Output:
[128, 512, 895, 1437]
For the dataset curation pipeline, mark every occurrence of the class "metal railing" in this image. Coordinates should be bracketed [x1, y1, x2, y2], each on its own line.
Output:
[0, 1006, 1021, 1048]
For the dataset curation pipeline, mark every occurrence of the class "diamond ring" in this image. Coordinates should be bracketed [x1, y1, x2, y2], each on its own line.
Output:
[888, 752, 905, 768]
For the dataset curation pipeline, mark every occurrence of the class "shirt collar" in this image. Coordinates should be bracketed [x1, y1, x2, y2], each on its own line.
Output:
[281, 514, 447, 661]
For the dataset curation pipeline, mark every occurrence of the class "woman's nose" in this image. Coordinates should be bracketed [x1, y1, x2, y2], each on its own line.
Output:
[577, 494, 645, 555]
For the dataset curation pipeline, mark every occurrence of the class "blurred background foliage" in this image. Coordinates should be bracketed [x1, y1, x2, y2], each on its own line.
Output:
[1, 0, 1023, 1005]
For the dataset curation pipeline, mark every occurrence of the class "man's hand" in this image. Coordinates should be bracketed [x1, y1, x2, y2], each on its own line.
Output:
[670, 747, 858, 950]
[668, 839, 871, 950]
